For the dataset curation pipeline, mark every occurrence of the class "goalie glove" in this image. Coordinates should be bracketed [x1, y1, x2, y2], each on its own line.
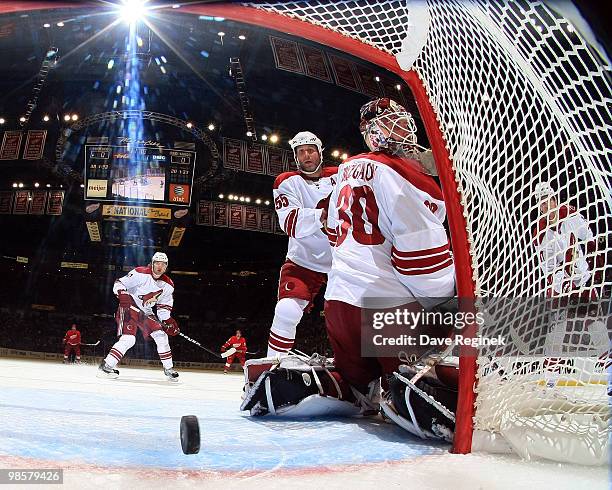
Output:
[162, 318, 180, 336]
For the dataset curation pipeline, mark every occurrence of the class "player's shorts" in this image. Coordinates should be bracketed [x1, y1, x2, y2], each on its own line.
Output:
[324, 300, 402, 391]
[115, 298, 163, 340]
[277, 259, 326, 312]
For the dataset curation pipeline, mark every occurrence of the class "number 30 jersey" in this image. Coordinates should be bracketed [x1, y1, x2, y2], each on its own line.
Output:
[273, 167, 338, 273]
[325, 152, 455, 308]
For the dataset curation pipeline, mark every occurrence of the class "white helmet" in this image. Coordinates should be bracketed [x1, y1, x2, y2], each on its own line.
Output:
[534, 183, 555, 201]
[289, 131, 323, 175]
[152, 252, 168, 264]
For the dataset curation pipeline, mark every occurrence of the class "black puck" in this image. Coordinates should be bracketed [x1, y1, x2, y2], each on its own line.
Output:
[180, 415, 200, 454]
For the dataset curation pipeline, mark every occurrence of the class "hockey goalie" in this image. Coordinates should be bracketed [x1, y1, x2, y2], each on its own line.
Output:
[242, 98, 460, 442]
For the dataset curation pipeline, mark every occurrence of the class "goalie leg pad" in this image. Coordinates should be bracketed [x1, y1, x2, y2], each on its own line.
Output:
[240, 367, 358, 417]
[382, 367, 458, 442]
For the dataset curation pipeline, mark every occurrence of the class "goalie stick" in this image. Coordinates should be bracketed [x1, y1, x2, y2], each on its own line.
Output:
[127, 305, 235, 359]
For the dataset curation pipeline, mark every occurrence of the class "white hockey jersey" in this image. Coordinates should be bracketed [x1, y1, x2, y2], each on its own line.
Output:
[325, 152, 455, 308]
[113, 266, 174, 321]
[273, 167, 338, 273]
[532, 204, 593, 294]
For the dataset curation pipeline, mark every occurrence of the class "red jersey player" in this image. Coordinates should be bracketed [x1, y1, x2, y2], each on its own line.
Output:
[98, 252, 181, 381]
[63, 324, 81, 363]
[222, 330, 247, 373]
[267, 131, 338, 356]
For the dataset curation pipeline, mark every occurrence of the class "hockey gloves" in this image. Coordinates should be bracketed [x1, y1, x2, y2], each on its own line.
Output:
[162, 317, 180, 336]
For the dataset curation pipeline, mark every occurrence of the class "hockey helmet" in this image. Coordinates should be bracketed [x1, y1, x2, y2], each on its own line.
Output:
[152, 252, 168, 264]
[289, 131, 324, 175]
[534, 182, 555, 201]
[359, 98, 418, 156]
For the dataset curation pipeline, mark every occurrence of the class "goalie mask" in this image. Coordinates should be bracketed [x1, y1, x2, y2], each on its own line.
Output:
[289, 131, 324, 175]
[360, 98, 418, 156]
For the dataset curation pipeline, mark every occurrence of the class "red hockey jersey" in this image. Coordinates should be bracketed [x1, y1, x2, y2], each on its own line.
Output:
[222, 336, 247, 354]
[64, 330, 81, 346]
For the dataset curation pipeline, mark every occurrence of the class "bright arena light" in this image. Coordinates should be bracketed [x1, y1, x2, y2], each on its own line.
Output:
[119, 0, 149, 24]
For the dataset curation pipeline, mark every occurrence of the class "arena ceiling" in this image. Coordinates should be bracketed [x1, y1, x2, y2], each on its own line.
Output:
[0, 1, 412, 269]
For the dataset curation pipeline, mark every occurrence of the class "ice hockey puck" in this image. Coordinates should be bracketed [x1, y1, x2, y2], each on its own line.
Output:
[180, 415, 200, 454]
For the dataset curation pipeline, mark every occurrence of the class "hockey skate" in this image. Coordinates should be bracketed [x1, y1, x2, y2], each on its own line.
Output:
[164, 367, 179, 382]
[97, 361, 119, 379]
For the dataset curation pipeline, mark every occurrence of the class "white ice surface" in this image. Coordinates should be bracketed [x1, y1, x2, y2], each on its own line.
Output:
[0, 358, 608, 489]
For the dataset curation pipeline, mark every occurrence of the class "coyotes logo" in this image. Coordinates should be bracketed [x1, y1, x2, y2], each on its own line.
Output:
[138, 289, 163, 307]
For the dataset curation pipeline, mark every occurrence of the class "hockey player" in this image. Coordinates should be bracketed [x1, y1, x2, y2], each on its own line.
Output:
[532, 183, 609, 356]
[266, 131, 338, 356]
[324, 97, 456, 391]
[63, 323, 81, 363]
[533, 182, 604, 299]
[221, 329, 247, 374]
[242, 99, 458, 441]
[98, 252, 181, 381]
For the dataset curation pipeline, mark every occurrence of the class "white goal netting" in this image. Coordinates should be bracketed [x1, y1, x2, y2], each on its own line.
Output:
[246, 0, 611, 464]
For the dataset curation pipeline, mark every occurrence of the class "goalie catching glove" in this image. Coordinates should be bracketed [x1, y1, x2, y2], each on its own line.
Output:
[162, 317, 180, 336]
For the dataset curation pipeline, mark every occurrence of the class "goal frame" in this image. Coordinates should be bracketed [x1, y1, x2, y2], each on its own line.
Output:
[0, 1, 478, 453]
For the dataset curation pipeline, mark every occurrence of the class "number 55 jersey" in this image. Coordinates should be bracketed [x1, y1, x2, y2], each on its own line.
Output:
[273, 167, 338, 273]
[325, 152, 455, 308]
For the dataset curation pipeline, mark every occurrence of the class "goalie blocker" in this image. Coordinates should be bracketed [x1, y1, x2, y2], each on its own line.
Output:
[240, 353, 458, 442]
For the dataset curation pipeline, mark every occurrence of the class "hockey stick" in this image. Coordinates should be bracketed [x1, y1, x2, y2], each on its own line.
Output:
[127, 305, 235, 359]
[81, 341, 100, 346]
[180, 333, 236, 359]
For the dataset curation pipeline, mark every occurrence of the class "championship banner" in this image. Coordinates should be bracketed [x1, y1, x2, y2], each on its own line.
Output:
[354, 64, 381, 98]
[46, 190, 64, 215]
[267, 145, 287, 177]
[213, 202, 229, 227]
[29, 190, 47, 215]
[270, 36, 304, 74]
[273, 214, 285, 235]
[329, 54, 360, 92]
[244, 205, 259, 230]
[13, 190, 30, 214]
[23, 129, 47, 160]
[246, 143, 265, 174]
[197, 200, 212, 226]
[223, 138, 245, 171]
[101, 204, 171, 219]
[284, 150, 294, 172]
[169, 183, 190, 204]
[0, 130, 22, 160]
[229, 203, 245, 229]
[259, 208, 273, 233]
[0, 191, 12, 214]
[300, 45, 332, 82]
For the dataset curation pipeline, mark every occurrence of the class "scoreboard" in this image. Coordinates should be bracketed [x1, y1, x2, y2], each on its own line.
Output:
[84, 145, 196, 207]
